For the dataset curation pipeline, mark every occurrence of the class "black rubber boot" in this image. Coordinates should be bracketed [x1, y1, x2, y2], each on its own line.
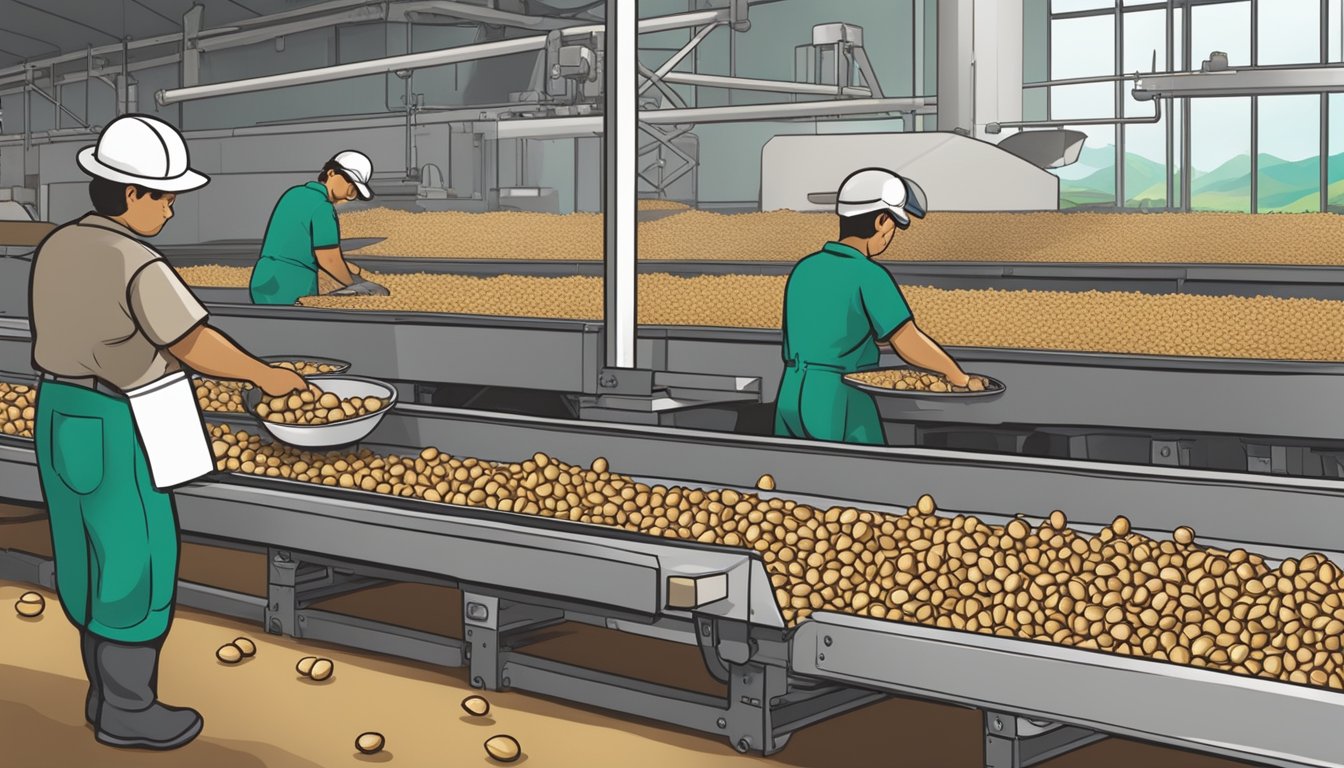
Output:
[94, 640, 203, 750]
[80, 631, 101, 726]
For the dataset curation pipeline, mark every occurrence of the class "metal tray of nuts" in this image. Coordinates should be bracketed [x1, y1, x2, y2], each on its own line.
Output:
[257, 356, 352, 375]
[843, 368, 1005, 400]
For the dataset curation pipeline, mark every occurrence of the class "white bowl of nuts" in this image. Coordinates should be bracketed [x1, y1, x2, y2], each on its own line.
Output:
[243, 375, 397, 449]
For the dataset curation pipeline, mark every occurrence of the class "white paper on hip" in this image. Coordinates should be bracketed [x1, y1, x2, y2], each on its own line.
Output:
[124, 371, 214, 490]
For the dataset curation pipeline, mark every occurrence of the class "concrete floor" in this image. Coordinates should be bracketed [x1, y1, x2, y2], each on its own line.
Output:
[0, 504, 1256, 768]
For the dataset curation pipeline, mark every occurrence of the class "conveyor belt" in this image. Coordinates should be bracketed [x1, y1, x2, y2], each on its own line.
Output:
[794, 614, 1344, 768]
[161, 246, 1344, 300]
[4, 403, 1344, 765]
[6, 314, 1344, 446]
[9, 402, 1344, 589]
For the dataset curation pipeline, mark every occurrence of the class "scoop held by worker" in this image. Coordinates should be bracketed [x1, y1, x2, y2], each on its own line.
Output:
[28, 113, 307, 751]
[250, 150, 389, 305]
[775, 167, 971, 446]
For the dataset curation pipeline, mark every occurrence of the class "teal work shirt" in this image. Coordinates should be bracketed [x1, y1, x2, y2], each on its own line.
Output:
[249, 181, 341, 305]
[773, 242, 913, 445]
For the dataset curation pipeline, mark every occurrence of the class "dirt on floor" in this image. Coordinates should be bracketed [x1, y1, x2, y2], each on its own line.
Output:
[0, 506, 1254, 768]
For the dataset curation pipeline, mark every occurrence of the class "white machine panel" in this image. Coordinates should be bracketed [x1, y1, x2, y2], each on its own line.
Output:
[760, 132, 1059, 213]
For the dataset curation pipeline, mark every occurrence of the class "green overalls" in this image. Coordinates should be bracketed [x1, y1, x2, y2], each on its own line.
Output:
[250, 181, 341, 305]
[774, 242, 913, 445]
[34, 381, 179, 643]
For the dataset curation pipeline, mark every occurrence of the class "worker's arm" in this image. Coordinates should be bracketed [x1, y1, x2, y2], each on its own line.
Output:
[168, 325, 306, 396]
[128, 261, 304, 396]
[889, 322, 971, 388]
[314, 247, 357, 288]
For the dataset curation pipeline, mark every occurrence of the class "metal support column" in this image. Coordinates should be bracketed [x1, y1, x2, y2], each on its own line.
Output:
[463, 591, 565, 690]
[724, 661, 790, 754]
[265, 548, 299, 636]
[937, 0, 975, 133]
[1181, 1, 1192, 211]
[604, 0, 636, 369]
[463, 592, 502, 689]
[1165, 0, 1174, 209]
[984, 712, 1105, 768]
[85, 46, 92, 127]
[913, 0, 923, 100]
[1322, 0, 1331, 212]
[403, 21, 419, 182]
[1115, 0, 1125, 208]
[182, 5, 203, 89]
[120, 38, 129, 115]
[1250, 0, 1258, 213]
[51, 65, 59, 131]
[23, 66, 31, 153]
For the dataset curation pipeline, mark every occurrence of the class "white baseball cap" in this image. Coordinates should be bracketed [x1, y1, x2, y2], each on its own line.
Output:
[77, 114, 210, 192]
[835, 168, 927, 228]
[330, 150, 374, 200]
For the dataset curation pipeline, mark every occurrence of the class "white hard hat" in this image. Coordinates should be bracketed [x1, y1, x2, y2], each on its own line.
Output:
[835, 167, 927, 228]
[76, 114, 209, 192]
[330, 150, 374, 200]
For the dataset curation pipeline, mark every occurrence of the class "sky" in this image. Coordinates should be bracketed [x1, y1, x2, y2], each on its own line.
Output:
[1049, 0, 1343, 170]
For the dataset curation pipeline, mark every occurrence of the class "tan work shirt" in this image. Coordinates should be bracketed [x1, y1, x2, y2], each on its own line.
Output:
[30, 214, 208, 392]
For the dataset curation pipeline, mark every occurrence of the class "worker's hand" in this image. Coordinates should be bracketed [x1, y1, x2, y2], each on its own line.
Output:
[947, 369, 972, 389]
[255, 365, 306, 397]
[332, 278, 390, 297]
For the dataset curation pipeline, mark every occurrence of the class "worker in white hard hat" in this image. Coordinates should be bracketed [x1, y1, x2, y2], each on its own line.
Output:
[774, 167, 970, 445]
[249, 150, 388, 304]
[28, 113, 306, 750]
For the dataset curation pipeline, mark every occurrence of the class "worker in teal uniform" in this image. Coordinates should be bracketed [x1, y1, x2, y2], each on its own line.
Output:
[249, 150, 388, 304]
[775, 168, 970, 445]
[29, 114, 307, 749]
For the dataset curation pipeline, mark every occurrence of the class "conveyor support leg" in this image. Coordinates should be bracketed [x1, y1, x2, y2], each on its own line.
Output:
[464, 593, 501, 689]
[984, 712, 1105, 768]
[463, 591, 564, 691]
[265, 549, 299, 636]
[725, 661, 790, 755]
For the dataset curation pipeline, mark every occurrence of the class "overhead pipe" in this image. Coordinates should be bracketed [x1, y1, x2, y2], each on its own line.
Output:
[659, 71, 873, 98]
[986, 93, 1162, 134]
[155, 5, 768, 106]
[1131, 64, 1344, 98]
[157, 35, 564, 106]
[392, 1, 586, 30]
[639, 98, 935, 125]
[193, 5, 387, 53]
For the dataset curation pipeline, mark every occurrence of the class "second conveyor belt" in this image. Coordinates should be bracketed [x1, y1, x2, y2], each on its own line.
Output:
[6, 307, 1343, 446]
[1, 395, 1343, 766]
[161, 242, 1344, 301]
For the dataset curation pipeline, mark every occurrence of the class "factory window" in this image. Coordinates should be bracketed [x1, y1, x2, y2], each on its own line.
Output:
[1256, 95, 1321, 213]
[1050, 14, 1115, 79]
[1124, 120, 1168, 208]
[1190, 1, 1250, 68]
[1051, 0, 1117, 12]
[1258, 0, 1321, 65]
[1190, 97, 1252, 212]
[1050, 82, 1116, 208]
[1041, 0, 1336, 211]
[1123, 9, 1167, 77]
